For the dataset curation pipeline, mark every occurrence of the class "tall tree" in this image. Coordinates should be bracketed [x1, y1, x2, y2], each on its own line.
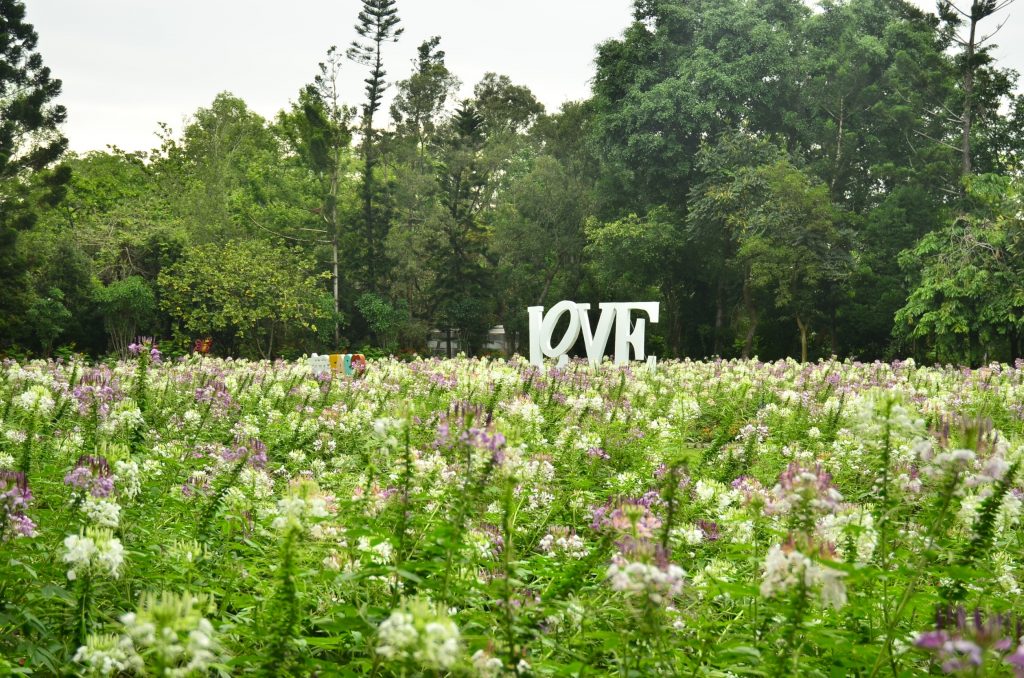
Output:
[0, 0, 70, 346]
[159, 239, 332, 359]
[938, 0, 1016, 178]
[590, 0, 808, 217]
[431, 103, 495, 353]
[347, 0, 402, 293]
[896, 173, 1024, 363]
[278, 47, 354, 344]
[386, 38, 458, 320]
[687, 132, 785, 357]
[390, 36, 459, 165]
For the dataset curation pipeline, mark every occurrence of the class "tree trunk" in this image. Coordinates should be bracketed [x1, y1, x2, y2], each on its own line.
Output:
[797, 316, 809, 363]
[829, 304, 838, 357]
[961, 12, 978, 178]
[332, 236, 340, 347]
[741, 279, 758, 359]
[537, 268, 556, 306]
[830, 96, 844, 196]
[330, 143, 341, 347]
[713, 277, 725, 356]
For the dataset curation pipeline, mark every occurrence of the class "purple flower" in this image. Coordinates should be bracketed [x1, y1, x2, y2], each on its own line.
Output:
[915, 630, 949, 650]
[223, 435, 268, 468]
[769, 462, 843, 516]
[697, 519, 720, 541]
[1006, 645, 1024, 676]
[64, 466, 92, 490]
[1, 470, 36, 539]
[64, 455, 114, 498]
[915, 606, 1024, 675]
[9, 513, 36, 537]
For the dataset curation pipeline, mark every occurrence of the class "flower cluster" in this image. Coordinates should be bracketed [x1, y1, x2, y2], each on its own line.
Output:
[0, 469, 35, 538]
[769, 462, 843, 518]
[63, 528, 125, 580]
[539, 526, 588, 559]
[270, 478, 333, 532]
[73, 633, 142, 677]
[120, 591, 221, 675]
[606, 543, 686, 606]
[915, 607, 1024, 676]
[591, 496, 662, 538]
[376, 597, 461, 671]
[17, 384, 55, 415]
[759, 543, 847, 609]
[65, 455, 115, 498]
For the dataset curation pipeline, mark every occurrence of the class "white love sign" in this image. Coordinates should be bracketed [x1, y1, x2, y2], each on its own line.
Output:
[528, 301, 660, 368]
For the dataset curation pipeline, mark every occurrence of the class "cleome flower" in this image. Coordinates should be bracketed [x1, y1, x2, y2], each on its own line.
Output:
[376, 597, 461, 671]
[915, 606, 1024, 676]
[1, 469, 36, 539]
[769, 462, 843, 518]
[606, 539, 685, 606]
[760, 542, 847, 609]
[607, 556, 686, 605]
[16, 384, 55, 415]
[539, 526, 588, 559]
[63, 528, 125, 580]
[120, 591, 221, 676]
[65, 455, 115, 499]
[73, 633, 142, 677]
[270, 477, 334, 533]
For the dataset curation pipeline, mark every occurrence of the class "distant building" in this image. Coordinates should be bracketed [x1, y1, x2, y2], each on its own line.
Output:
[427, 326, 508, 357]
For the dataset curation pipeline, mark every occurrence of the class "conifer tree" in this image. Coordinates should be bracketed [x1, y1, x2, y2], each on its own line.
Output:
[347, 0, 402, 293]
[0, 0, 70, 345]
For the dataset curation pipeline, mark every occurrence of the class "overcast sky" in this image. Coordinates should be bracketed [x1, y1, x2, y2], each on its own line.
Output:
[25, 0, 1024, 154]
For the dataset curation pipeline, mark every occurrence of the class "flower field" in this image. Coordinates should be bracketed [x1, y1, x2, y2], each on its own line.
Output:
[2, 351, 1024, 677]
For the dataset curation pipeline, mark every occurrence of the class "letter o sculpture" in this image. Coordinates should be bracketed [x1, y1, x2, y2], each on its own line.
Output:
[540, 299, 582, 358]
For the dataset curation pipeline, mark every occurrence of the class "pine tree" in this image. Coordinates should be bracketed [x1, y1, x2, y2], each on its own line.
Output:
[347, 0, 402, 293]
[0, 0, 70, 346]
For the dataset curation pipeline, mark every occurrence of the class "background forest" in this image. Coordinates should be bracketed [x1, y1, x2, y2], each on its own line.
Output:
[4, 0, 1024, 364]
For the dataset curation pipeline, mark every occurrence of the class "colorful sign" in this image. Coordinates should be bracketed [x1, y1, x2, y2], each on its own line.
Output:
[309, 353, 367, 377]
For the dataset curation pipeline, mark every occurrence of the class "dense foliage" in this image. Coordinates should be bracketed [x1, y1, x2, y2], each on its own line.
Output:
[3, 0, 1024, 364]
[2, 353, 1024, 675]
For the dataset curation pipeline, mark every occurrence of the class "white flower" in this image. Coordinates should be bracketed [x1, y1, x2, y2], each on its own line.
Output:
[113, 460, 142, 500]
[73, 633, 142, 677]
[120, 592, 221, 674]
[270, 479, 333, 532]
[17, 385, 55, 415]
[415, 620, 460, 670]
[377, 610, 419, 660]
[63, 533, 98, 573]
[538, 528, 588, 559]
[818, 566, 848, 609]
[82, 497, 121, 528]
[680, 525, 704, 545]
[607, 557, 685, 604]
[376, 598, 461, 670]
[63, 529, 124, 580]
[95, 538, 125, 578]
[760, 544, 846, 609]
[472, 649, 504, 677]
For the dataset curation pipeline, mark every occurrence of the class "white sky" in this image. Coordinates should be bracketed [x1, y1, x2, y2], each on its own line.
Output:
[25, 0, 1024, 154]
